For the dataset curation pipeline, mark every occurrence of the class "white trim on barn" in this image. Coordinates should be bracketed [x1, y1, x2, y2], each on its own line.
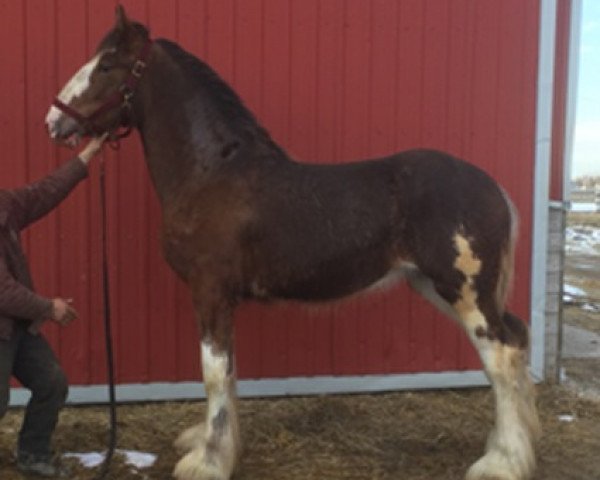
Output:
[530, 0, 558, 381]
[8, 0, 563, 405]
[544, 1, 583, 381]
[563, 0, 583, 201]
[10, 371, 490, 406]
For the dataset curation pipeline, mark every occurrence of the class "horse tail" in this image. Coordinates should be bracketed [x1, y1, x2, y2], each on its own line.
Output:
[495, 189, 518, 315]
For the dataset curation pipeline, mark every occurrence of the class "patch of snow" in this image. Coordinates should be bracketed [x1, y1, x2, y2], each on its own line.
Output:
[63, 450, 157, 470]
[557, 414, 576, 423]
[563, 283, 587, 302]
[63, 452, 104, 468]
[570, 202, 598, 213]
[582, 303, 600, 312]
[565, 226, 600, 256]
[121, 450, 157, 469]
[560, 367, 568, 383]
[564, 284, 587, 297]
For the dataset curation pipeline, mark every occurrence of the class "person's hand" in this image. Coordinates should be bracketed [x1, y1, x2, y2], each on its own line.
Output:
[50, 298, 78, 327]
[78, 132, 109, 165]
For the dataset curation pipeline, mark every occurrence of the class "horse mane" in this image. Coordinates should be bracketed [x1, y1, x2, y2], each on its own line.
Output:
[157, 38, 286, 156]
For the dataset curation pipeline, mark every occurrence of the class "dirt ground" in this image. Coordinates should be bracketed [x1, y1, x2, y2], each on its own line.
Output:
[562, 211, 600, 400]
[564, 305, 600, 335]
[1, 383, 599, 480]
[562, 305, 600, 398]
[566, 212, 600, 228]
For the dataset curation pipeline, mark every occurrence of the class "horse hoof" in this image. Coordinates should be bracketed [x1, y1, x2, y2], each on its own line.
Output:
[174, 423, 207, 454]
[465, 449, 534, 480]
[173, 449, 229, 480]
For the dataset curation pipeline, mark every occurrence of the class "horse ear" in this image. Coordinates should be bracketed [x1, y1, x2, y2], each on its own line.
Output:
[115, 4, 130, 31]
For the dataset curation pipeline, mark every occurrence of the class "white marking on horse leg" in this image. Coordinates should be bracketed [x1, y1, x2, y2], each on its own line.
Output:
[173, 341, 239, 480]
[455, 305, 537, 480]
[452, 233, 488, 333]
[466, 342, 538, 480]
[450, 233, 538, 479]
[45, 53, 101, 133]
[201, 340, 239, 473]
[173, 447, 223, 480]
[456, 304, 538, 480]
[174, 422, 207, 454]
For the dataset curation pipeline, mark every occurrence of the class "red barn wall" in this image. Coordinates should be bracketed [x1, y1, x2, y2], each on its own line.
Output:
[0, 0, 553, 387]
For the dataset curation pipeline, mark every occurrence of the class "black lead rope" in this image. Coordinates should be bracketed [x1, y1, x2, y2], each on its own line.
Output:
[96, 157, 118, 480]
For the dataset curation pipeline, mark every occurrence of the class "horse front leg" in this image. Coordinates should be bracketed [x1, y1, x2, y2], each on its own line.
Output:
[173, 296, 240, 480]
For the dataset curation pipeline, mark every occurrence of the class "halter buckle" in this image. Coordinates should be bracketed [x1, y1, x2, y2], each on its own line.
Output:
[131, 60, 146, 78]
[118, 84, 133, 105]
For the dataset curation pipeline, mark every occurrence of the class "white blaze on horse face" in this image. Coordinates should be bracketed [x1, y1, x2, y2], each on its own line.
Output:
[45, 54, 101, 135]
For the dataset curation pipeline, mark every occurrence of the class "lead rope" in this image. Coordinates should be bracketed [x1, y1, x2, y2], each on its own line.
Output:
[95, 156, 118, 480]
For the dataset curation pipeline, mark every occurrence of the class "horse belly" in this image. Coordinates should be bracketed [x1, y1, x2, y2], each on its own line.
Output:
[264, 251, 410, 302]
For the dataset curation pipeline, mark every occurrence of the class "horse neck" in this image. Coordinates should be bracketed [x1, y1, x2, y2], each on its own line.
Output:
[132, 54, 205, 204]
[132, 43, 287, 205]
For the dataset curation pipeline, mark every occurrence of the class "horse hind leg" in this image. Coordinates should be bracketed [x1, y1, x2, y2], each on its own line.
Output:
[403, 291, 538, 478]
[449, 235, 539, 480]
[464, 317, 540, 480]
[174, 422, 207, 454]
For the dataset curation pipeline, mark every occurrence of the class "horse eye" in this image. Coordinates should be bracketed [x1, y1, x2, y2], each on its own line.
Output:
[98, 63, 112, 73]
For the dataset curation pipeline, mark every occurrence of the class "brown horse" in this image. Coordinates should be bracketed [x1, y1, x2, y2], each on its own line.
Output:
[45, 6, 539, 480]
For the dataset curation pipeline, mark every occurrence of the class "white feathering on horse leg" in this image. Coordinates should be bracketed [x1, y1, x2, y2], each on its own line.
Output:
[466, 345, 538, 480]
[174, 423, 207, 454]
[173, 447, 227, 480]
[173, 341, 238, 480]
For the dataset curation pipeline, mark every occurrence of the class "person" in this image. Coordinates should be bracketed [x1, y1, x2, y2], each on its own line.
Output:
[0, 134, 108, 477]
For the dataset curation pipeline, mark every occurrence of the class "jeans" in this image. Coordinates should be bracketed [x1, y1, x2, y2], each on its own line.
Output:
[0, 323, 68, 455]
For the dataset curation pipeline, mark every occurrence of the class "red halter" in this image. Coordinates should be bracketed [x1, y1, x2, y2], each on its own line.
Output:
[52, 38, 153, 142]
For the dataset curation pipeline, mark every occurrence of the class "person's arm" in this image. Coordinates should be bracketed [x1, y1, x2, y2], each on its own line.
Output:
[0, 256, 53, 321]
[0, 255, 79, 334]
[9, 135, 107, 230]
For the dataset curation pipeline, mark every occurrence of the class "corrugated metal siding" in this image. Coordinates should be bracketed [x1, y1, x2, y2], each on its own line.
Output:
[0, 0, 545, 386]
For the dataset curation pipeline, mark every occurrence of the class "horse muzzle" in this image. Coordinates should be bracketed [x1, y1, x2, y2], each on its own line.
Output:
[45, 106, 85, 147]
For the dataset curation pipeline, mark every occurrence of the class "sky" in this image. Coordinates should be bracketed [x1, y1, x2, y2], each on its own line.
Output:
[572, 0, 600, 178]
